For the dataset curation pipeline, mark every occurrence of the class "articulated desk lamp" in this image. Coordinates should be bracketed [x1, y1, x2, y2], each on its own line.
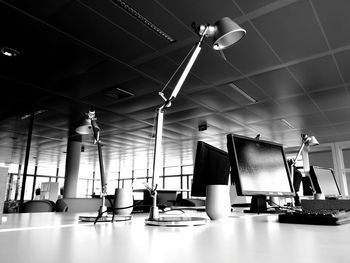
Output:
[76, 110, 133, 223]
[145, 17, 246, 226]
[75, 110, 110, 220]
[290, 134, 319, 205]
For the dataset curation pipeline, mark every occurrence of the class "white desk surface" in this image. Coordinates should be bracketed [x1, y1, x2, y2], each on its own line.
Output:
[1, 211, 350, 263]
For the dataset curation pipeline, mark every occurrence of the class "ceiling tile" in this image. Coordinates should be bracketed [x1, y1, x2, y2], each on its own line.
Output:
[289, 55, 343, 92]
[333, 122, 350, 136]
[94, 110, 125, 124]
[252, 0, 328, 61]
[308, 125, 338, 138]
[190, 89, 240, 111]
[270, 129, 308, 144]
[109, 118, 149, 130]
[56, 1, 155, 62]
[156, 0, 242, 27]
[283, 113, 331, 129]
[313, 0, 350, 49]
[205, 114, 245, 133]
[324, 107, 350, 124]
[108, 92, 163, 114]
[136, 56, 179, 84]
[162, 107, 211, 124]
[223, 22, 281, 74]
[309, 87, 350, 111]
[245, 100, 288, 120]
[191, 46, 243, 85]
[117, 77, 162, 97]
[226, 108, 264, 124]
[249, 120, 292, 136]
[58, 61, 140, 99]
[250, 68, 304, 99]
[235, 0, 279, 13]
[334, 50, 350, 83]
[276, 95, 320, 116]
[163, 123, 197, 138]
[81, 92, 121, 107]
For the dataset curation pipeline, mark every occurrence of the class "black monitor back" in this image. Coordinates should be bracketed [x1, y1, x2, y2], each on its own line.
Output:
[309, 166, 341, 197]
[191, 141, 230, 197]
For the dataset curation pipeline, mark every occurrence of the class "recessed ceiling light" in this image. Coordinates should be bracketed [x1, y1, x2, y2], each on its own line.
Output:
[21, 109, 48, 120]
[103, 87, 134, 100]
[228, 83, 257, 103]
[1, 47, 20, 57]
[280, 119, 295, 130]
[111, 0, 176, 43]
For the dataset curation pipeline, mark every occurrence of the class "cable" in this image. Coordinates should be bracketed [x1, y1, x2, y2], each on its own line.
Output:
[159, 45, 196, 95]
[267, 200, 301, 213]
[93, 200, 145, 224]
[111, 200, 144, 222]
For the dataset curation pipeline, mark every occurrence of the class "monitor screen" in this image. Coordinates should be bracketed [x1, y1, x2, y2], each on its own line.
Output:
[191, 141, 230, 197]
[309, 166, 341, 197]
[227, 134, 294, 213]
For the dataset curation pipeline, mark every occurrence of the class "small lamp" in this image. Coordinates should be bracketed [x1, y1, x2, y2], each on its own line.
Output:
[290, 134, 319, 205]
[292, 134, 319, 169]
[146, 17, 246, 226]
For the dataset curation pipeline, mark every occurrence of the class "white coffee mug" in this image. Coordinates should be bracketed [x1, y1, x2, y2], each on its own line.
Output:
[206, 185, 231, 220]
[113, 188, 133, 215]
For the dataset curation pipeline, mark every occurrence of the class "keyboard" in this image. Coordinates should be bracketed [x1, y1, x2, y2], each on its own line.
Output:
[279, 210, 350, 225]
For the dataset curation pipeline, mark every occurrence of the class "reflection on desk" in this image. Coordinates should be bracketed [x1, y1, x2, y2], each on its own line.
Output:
[1, 212, 350, 263]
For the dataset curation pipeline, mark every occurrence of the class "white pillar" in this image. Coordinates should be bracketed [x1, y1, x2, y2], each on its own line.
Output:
[63, 140, 81, 198]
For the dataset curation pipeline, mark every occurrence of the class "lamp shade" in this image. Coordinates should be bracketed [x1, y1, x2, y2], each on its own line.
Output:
[75, 118, 92, 135]
[212, 17, 246, 50]
[307, 136, 319, 146]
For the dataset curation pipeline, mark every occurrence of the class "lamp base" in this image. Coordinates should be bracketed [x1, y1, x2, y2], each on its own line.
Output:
[79, 215, 132, 222]
[145, 216, 208, 226]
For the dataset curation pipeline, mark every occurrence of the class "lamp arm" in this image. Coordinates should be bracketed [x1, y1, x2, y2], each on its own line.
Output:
[97, 141, 106, 194]
[90, 118, 107, 213]
[90, 119, 100, 143]
[151, 108, 164, 190]
[164, 25, 210, 106]
[96, 140, 107, 214]
[292, 142, 306, 167]
[147, 108, 164, 220]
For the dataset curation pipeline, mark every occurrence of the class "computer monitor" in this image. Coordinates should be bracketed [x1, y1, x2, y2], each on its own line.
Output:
[309, 166, 341, 198]
[226, 134, 295, 213]
[191, 141, 231, 197]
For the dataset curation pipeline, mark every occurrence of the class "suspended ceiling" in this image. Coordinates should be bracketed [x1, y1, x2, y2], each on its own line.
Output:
[1, 0, 350, 174]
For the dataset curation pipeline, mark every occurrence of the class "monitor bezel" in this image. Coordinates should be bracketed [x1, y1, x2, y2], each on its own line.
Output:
[227, 134, 295, 197]
[309, 165, 341, 197]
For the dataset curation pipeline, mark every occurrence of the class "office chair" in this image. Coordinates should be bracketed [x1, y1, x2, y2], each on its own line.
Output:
[56, 199, 69, 212]
[22, 200, 56, 213]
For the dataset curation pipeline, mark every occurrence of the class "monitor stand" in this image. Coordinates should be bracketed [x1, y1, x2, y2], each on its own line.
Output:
[244, 195, 282, 214]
